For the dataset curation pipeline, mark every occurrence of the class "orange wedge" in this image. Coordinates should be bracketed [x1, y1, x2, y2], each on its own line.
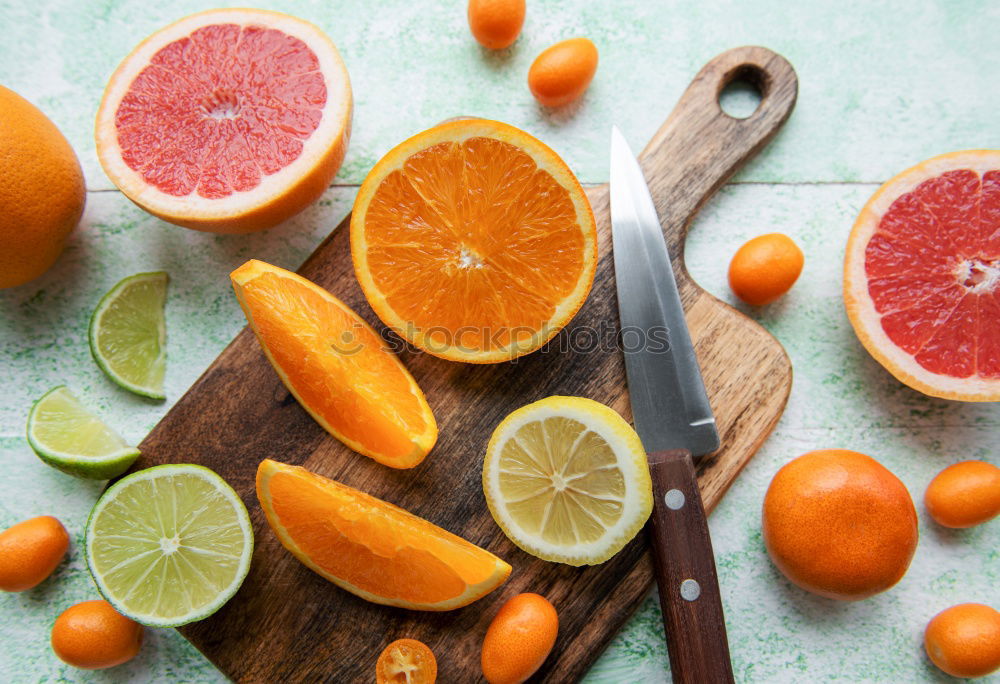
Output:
[351, 118, 597, 363]
[256, 459, 511, 610]
[231, 260, 436, 468]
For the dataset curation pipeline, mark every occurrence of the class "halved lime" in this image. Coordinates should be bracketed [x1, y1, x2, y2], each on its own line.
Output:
[89, 271, 168, 400]
[85, 464, 253, 627]
[27, 386, 141, 480]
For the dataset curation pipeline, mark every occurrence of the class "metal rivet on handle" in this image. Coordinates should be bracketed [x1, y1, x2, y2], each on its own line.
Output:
[664, 489, 685, 510]
[680, 579, 701, 601]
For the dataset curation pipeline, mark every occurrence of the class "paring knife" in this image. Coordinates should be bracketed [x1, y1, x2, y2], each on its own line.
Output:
[609, 126, 734, 683]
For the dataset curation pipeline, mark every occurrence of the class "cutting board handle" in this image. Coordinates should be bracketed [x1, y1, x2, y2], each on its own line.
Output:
[637, 46, 797, 256]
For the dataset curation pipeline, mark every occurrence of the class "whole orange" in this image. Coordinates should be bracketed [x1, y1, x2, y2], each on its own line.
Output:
[468, 0, 525, 50]
[481, 593, 558, 684]
[728, 233, 804, 306]
[925, 460, 1000, 529]
[528, 38, 599, 108]
[0, 515, 70, 591]
[51, 600, 143, 670]
[376, 638, 437, 683]
[924, 603, 1000, 678]
[0, 85, 85, 289]
[762, 449, 918, 600]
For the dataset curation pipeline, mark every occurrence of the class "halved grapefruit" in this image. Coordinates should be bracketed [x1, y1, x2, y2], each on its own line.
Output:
[844, 150, 1000, 402]
[351, 119, 597, 363]
[96, 9, 351, 234]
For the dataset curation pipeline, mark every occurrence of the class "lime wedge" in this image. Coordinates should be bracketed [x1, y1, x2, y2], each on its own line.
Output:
[89, 271, 168, 400]
[27, 386, 141, 480]
[85, 464, 253, 627]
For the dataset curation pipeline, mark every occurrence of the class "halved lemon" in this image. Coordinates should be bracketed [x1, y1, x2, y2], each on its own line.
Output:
[482, 396, 653, 566]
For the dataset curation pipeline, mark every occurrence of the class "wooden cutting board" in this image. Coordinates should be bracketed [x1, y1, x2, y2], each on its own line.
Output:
[135, 46, 797, 682]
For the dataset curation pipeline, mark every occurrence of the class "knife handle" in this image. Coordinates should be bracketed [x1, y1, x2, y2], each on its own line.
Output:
[647, 449, 734, 684]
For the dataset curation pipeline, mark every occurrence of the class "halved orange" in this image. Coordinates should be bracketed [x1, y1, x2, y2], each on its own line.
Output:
[844, 150, 1000, 401]
[351, 119, 597, 363]
[256, 459, 511, 610]
[231, 260, 436, 468]
[96, 9, 352, 233]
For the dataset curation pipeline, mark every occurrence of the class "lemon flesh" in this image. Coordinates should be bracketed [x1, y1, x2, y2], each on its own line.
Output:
[85, 464, 253, 627]
[483, 396, 653, 566]
[89, 271, 168, 399]
[27, 385, 140, 480]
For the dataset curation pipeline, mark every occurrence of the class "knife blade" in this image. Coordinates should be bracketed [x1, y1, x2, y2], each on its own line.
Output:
[609, 126, 720, 458]
[609, 125, 734, 684]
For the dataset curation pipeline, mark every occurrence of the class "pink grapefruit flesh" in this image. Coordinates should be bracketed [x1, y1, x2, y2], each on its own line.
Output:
[844, 150, 1000, 401]
[96, 9, 351, 233]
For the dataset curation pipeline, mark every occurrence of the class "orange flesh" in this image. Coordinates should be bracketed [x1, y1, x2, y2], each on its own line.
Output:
[237, 268, 430, 465]
[864, 168, 1000, 378]
[363, 137, 586, 352]
[261, 461, 508, 606]
[376, 638, 438, 683]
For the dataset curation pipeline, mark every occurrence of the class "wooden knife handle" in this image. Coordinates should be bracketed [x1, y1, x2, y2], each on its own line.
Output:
[638, 46, 798, 252]
[647, 449, 734, 684]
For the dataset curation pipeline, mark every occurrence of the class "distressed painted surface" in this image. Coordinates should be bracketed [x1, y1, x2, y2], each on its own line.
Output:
[1, 0, 999, 189]
[1, 0, 998, 681]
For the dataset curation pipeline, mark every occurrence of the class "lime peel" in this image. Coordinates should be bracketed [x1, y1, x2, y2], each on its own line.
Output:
[27, 385, 140, 480]
[89, 271, 168, 400]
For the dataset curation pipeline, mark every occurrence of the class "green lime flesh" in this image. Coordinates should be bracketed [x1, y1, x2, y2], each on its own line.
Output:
[27, 385, 140, 480]
[89, 271, 168, 400]
[85, 464, 254, 627]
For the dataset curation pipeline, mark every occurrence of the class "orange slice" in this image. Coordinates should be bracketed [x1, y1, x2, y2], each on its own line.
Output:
[351, 119, 597, 363]
[96, 9, 352, 233]
[844, 150, 1000, 401]
[256, 459, 511, 610]
[231, 260, 435, 468]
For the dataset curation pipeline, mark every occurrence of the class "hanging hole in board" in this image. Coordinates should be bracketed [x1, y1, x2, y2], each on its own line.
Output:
[719, 64, 765, 119]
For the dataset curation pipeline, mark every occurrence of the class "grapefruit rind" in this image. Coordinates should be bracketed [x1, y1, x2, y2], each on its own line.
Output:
[231, 260, 436, 468]
[350, 118, 598, 363]
[95, 8, 352, 234]
[844, 150, 1000, 402]
[255, 459, 511, 611]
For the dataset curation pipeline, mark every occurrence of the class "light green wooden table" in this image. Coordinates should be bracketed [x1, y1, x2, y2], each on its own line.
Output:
[1, 1, 998, 681]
